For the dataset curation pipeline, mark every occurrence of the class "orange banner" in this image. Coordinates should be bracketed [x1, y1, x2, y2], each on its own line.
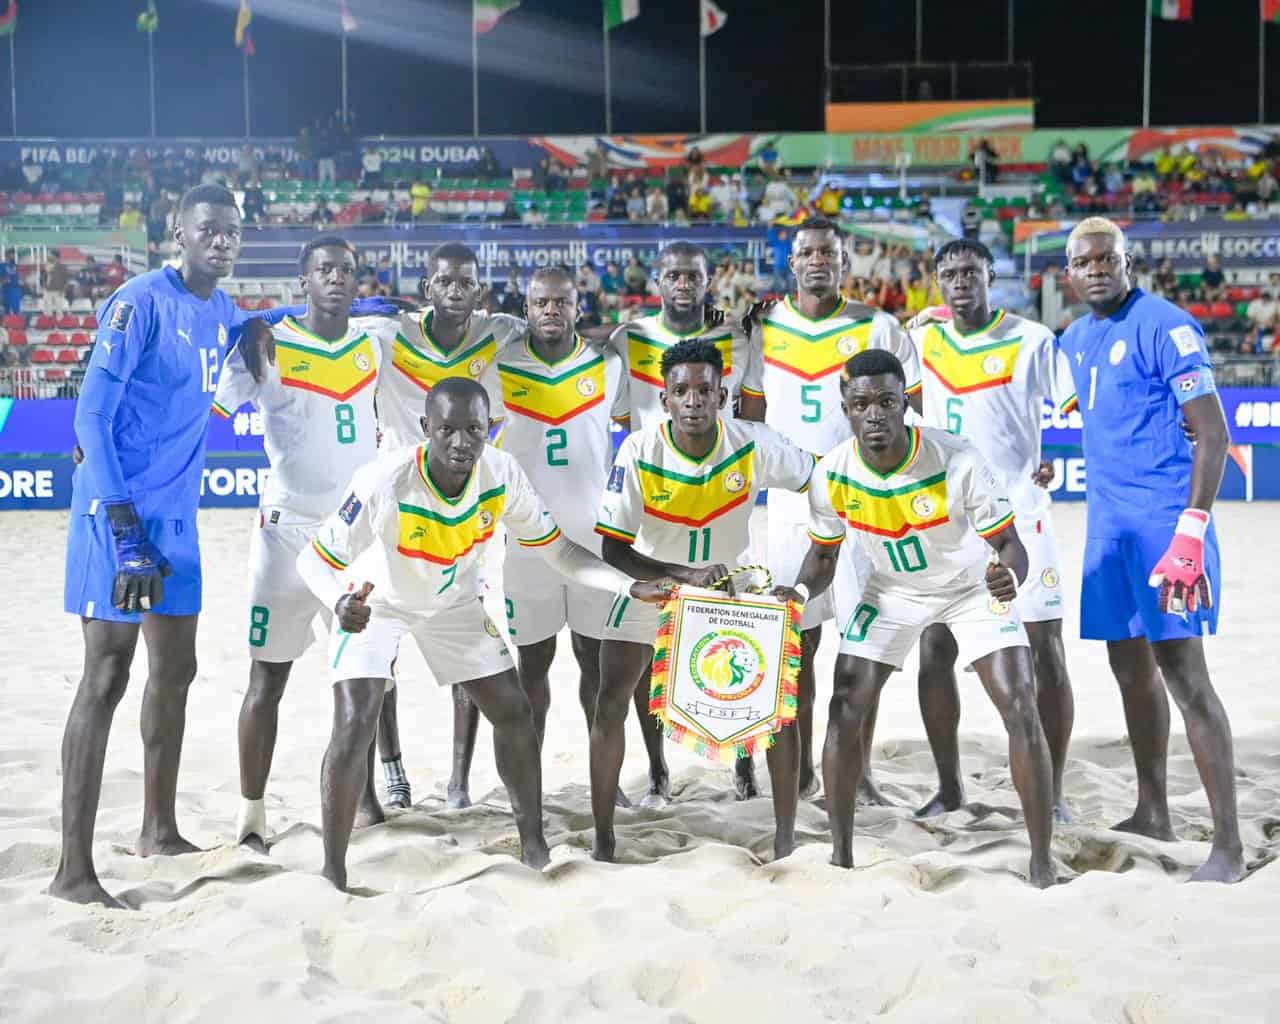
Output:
[825, 100, 1034, 134]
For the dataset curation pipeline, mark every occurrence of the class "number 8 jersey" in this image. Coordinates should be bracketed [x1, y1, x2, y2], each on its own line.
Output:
[214, 315, 396, 520]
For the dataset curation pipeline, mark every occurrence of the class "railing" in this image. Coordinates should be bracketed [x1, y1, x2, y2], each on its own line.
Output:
[828, 62, 1033, 105]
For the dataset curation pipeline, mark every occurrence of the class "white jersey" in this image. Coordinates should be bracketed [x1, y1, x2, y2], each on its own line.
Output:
[213, 315, 393, 520]
[494, 336, 629, 552]
[807, 426, 1015, 595]
[378, 307, 525, 450]
[911, 309, 1076, 518]
[597, 416, 815, 568]
[617, 314, 762, 431]
[308, 444, 561, 619]
[753, 297, 922, 457]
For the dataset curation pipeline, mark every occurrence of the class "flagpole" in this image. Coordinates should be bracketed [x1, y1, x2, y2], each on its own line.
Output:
[243, 46, 251, 137]
[1261, 0, 1267, 124]
[147, 28, 157, 136]
[8, 32, 15, 138]
[1007, 0, 1015, 63]
[698, 20, 707, 134]
[472, 4, 480, 136]
[914, 0, 922, 63]
[1141, 1, 1152, 128]
[603, 7, 612, 134]
[341, 31, 348, 127]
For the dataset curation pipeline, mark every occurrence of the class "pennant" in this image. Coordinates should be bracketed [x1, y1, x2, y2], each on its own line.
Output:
[234, 0, 252, 46]
[1265, 0, 1280, 22]
[136, 0, 158, 33]
[474, 0, 519, 32]
[604, 0, 639, 30]
[0, 1, 17, 37]
[700, 0, 726, 35]
[340, 0, 357, 33]
[1149, 0, 1191, 20]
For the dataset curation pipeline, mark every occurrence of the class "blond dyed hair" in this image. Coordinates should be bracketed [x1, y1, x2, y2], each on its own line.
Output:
[1067, 216, 1127, 251]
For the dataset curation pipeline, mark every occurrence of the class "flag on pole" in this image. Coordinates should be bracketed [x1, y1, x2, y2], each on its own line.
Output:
[700, 0, 726, 35]
[475, 0, 520, 33]
[1149, 0, 1191, 20]
[340, 0, 357, 33]
[1265, 0, 1280, 22]
[136, 0, 159, 33]
[0, 1, 17, 37]
[604, 0, 639, 30]
[234, 0, 252, 45]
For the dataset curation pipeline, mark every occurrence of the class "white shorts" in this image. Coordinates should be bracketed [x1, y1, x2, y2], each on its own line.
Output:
[600, 589, 661, 647]
[768, 489, 869, 632]
[503, 544, 613, 645]
[328, 598, 515, 686]
[1016, 512, 1066, 623]
[837, 575, 1028, 670]
[246, 510, 330, 662]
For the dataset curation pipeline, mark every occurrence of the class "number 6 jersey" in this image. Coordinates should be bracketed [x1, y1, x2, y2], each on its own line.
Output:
[214, 315, 396, 520]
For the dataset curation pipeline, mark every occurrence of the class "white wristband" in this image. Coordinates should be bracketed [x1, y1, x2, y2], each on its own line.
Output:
[1175, 508, 1210, 540]
[793, 583, 810, 602]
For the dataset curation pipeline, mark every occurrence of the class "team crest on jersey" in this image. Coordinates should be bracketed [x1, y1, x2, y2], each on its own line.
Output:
[910, 494, 935, 518]
[354, 351, 372, 373]
[988, 595, 1011, 616]
[1041, 567, 1060, 588]
[483, 617, 501, 638]
[724, 470, 746, 493]
[478, 509, 494, 530]
[107, 302, 133, 332]
[217, 323, 228, 347]
[339, 493, 363, 525]
[982, 355, 1005, 377]
[1109, 340, 1127, 365]
[576, 376, 597, 397]
[836, 334, 862, 357]
[468, 357, 485, 376]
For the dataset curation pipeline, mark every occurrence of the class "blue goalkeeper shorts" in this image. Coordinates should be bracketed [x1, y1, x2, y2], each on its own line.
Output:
[64, 502, 203, 622]
[1079, 522, 1220, 643]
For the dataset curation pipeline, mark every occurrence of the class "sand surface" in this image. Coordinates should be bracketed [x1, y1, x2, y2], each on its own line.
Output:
[1, 502, 1278, 1022]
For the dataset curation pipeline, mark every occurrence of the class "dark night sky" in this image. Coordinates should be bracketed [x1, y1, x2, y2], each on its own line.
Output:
[4, 0, 1279, 138]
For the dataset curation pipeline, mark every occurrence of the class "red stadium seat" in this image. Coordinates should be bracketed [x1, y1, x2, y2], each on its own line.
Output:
[31, 348, 53, 364]
[7, 329, 26, 346]
[256, 298, 275, 310]
[70, 331, 89, 345]
[1227, 287, 1248, 302]
[34, 314, 55, 329]
[1210, 302, 1235, 320]
[56, 348, 80, 364]
[1185, 303, 1210, 320]
[2, 313, 25, 330]
[56, 313, 78, 329]
[82, 314, 97, 329]
[42, 368, 66, 382]
[46, 331, 67, 346]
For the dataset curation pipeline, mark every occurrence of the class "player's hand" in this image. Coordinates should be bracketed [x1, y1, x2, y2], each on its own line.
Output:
[104, 500, 172, 613]
[1031, 459, 1055, 488]
[682, 563, 732, 594]
[72, 444, 84, 466]
[239, 316, 276, 384]
[740, 297, 778, 336]
[335, 581, 375, 633]
[770, 585, 806, 605]
[629, 578, 678, 605]
[351, 296, 416, 317]
[985, 561, 1018, 605]
[703, 304, 726, 329]
[904, 305, 952, 331]
[1149, 511, 1212, 615]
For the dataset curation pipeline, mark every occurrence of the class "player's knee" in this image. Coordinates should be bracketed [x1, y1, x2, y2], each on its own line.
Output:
[82, 658, 130, 708]
[998, 683, 1040, 736]
[592, 683, 633, 730]
[245, 667, 289, 709]
[828, 682, 869, 729]
[486, 687, 534, 733]
[152, 653, 198, 689]
[1162, 670, 1217, 717]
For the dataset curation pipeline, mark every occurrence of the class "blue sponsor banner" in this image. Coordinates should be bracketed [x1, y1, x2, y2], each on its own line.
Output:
[1038, 388, 1280, 447]
[1024, 218, 1280, 272]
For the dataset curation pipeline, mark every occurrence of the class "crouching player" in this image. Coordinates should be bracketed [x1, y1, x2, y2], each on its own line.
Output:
[295, 377, 670, 890]
[782, 350, 1056, 887]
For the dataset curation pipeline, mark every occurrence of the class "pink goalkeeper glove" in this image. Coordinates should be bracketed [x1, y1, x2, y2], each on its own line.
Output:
[1148, 509, 1212, 615]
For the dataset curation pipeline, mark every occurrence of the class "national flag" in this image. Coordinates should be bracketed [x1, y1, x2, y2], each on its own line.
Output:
[242, 30, 255, 56]
[1149, 0, 1191, 20]
[604, 0, 639, 30]
[0, 1, 17, 37]
[340, 0, 357, 33]
[136, 0, 159, 33]
[474, 0, 520, 33]
[1265, 0, 1280, 23]
[700, 0, 726, 35]
[234, 0, 252, 46]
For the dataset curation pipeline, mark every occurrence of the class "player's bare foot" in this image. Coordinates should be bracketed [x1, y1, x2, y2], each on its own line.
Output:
[354, 802, 385, 829]
[321, 863, 348, 892]
[240, 832, 269, 855]
[1053, 799, 1073, 825]
[1188, 846, 1245, 884]
[830, 845, 854, 869]
[446, 783, 472, 810]
[614, 787, 632, 809]
[639, 772, 671, 810]
[136, 830, 200, 858]
[591, 831, 616, 862]
[1029, 858, 1056, 889]
[913, 787, 964, 818]
[798, 770, 821, 800]
[773, 833, 796, 860]
[1111, 810, 1175, 842]
[48, 873, 128, 909]
[521, 841, 551, 870]
[857, 777, 893, 807]
[733, 759, 759, 801]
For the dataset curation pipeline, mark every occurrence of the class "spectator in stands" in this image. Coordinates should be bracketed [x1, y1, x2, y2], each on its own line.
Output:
[711, 256, 737, 308]
[847, 239, 875, 281]
[576, 262, 601, 298]
[74, 256, 103, 302]
[960, 201, 982, 240]
[1246, 289, 1279, 338]
[606, 179, 629, 221]
[730, 201, 749, 227]
[1200, 253, 1226, 301]
[477, 147, 500, 179]
[544, 159, 567, 193]
[687, 146, 707, 191]
[1051, 139, 1072, 183]
[411, 181, 432, 219]
[1153, 257, 1178, 296]
[709, 174, 737, 217]
[310, 202, 336, 229]
[626, 184, 648, 223]
[1256, 168, 1278, 204]
[0, 345, 15, 369]
[522, 202, 546, 227]
[0, 249, 22, 316]
[241, 179, 265, 225]
[391, 198, 413, 226]
[646, 185, 669, 223]
[688, 186, 713, 222]
[360, 147, 384, 188]
[913, 191, 933, 221]
[761, 171, 796, 221]
[903, 271, 941, 319]
[42, 253, 71, 316]
[623, 256, 649, 297]
[316, 119, 337, 186]
[375, 256, 398, 296]
[1132, 167, 1159, 213]
[878, 275, 906, 317]
[758, 141, 782, 179]
[665, 166, 689, 218]
[1103, 163, 1125, 194]
[815, 183, 843, 217]
[296, 123, 316, 180]
[601, 261, 623, 297]
[587, 145, 609, 183]
[102, 254, 129, 294]
[970, 138, 999, 184]
[117, 202, 143, 231]
[766, 223, 793, 293]
[21, 155, 42, 189]
[237, 144, 260, 184]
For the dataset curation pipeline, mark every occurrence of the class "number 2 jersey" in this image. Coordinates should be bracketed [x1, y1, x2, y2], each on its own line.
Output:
[597, 416, 816, 568]
[378, 307, 526, 451]
[807, 426, 1016, 595]
[911, 309, 1076, 521]
[494, 336, 629, 551]
[213, 315, 395, 521]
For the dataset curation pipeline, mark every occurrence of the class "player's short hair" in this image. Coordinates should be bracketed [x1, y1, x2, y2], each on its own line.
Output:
[934, 238, 994, 269]
[299, 234, 357, 272]
[661, 337, 723, 379]
[1067, 216, 1126, 251]
[528, 265, 576, 290]
[658, 241, 709, 272]
[178, 183, 238, 216]
[794, 216, 846, 243]
[425, 375, 490, 416]
[841, 349, 906, 389]
[420, 243, 480, 298]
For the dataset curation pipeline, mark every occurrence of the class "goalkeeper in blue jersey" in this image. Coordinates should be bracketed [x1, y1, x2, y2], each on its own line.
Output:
[52, 184, 392, 907]
[1058, 217, 1242, 884]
